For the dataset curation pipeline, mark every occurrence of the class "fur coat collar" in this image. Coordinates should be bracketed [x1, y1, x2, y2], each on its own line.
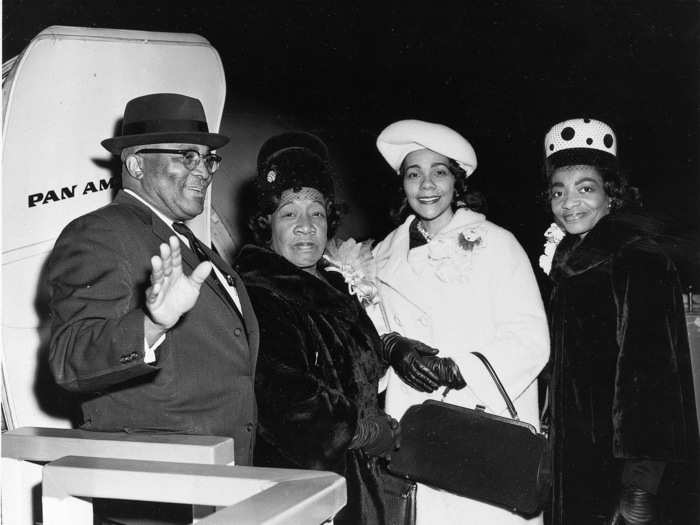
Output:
[550, 212, 663, 280]
[236, 244, 358, 317]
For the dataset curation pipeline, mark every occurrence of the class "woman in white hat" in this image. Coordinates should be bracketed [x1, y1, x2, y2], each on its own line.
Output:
[369, 119, 550, 524]
[542, 118, 697, 524]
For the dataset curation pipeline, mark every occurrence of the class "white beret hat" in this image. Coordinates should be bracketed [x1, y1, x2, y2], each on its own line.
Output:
[376, 119, 477, 177]
[544, 118, 617, 159]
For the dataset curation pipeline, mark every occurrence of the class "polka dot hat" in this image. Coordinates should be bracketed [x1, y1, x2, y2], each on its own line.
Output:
[544, 118, 617, 159]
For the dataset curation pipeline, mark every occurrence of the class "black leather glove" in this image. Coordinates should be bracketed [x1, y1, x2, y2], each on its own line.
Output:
[380, 332, 440, 392]
[610, 486, 658, 525]
[350, 412, 401, 459]
[424, 356, 467, 390]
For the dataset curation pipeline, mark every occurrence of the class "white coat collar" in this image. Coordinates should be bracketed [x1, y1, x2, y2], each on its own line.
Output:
[373, 208, 488, 306]
[375, 208, 487, 273]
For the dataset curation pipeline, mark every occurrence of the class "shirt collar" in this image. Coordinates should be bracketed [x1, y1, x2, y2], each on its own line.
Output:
[123, 188, 177, 233]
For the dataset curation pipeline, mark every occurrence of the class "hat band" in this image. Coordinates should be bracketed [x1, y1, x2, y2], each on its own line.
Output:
[123, 118, 209, 135]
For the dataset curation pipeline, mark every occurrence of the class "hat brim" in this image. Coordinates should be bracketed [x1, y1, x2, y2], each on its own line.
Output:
[546, 148, 617, 172]
[376, 120, 478, 177]
[101, 131, 229, 155]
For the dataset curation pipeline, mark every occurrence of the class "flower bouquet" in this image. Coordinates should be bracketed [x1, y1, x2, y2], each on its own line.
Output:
[323, 238, 391, 331]
[538, 222, 565, 275]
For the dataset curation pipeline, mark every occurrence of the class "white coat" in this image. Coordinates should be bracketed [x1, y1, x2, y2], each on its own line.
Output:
[369, 208, 550, 525]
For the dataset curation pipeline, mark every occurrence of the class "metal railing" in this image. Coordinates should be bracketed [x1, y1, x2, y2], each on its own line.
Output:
[2, 427, 346, 524]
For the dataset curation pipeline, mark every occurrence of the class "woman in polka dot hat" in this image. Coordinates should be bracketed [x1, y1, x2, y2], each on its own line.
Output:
[367, 120, 550, 524]
[542, 118, 698, 524]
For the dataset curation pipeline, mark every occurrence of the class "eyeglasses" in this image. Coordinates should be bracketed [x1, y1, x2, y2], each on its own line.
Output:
[135, 149, 222, 174]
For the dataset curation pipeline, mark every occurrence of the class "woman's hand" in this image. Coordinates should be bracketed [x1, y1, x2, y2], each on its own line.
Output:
[609, 486, 659, 525]
[350, 412, 401, 459]
[424, 357, 467, 391]
[380, 332, 441, 392]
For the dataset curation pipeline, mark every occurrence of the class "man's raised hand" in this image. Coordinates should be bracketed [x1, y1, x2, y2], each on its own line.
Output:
[146, 236, 212, 331]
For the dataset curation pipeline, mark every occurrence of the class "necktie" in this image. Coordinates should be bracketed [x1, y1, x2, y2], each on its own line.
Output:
[172, 221, 238, 308]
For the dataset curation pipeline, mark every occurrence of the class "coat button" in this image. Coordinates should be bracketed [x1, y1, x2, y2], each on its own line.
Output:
[234, 328, 242, 336]
[245, 422, 255, 432]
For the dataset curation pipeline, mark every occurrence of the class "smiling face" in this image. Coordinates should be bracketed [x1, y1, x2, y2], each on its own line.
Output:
[133, 143, 213, 221]
[550, 165, 611, 238]
[402, 148, 456, 235]
[269, 187, 328, 274]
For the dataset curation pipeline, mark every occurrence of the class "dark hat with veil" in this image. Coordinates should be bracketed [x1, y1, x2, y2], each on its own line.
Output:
[255, 131, 335, 209]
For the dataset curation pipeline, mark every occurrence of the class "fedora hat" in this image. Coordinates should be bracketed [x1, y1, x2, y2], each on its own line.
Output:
[101, 93, 229, 154]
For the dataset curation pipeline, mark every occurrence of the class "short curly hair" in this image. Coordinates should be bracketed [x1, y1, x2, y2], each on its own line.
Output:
[248, 190, 342, 247]
[543, 153, 641, 212]
[389, 157, 487, 224]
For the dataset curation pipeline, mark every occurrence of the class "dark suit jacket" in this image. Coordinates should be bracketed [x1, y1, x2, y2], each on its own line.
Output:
[48, 190, 259, 465]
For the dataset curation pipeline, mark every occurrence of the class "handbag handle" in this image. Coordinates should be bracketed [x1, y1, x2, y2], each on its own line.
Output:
[471, 351, 519, 421]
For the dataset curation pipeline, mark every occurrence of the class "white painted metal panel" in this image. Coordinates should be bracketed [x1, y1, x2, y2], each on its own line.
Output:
[1, 427, 235, 525]
[41, 456, 346, 525]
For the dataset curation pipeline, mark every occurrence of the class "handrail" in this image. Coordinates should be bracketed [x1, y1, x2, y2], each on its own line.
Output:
[42, 456, 346, 525]
[2, 426, 235, 464]
[1, 427, 235, 525]
[686, 312, 700, 432]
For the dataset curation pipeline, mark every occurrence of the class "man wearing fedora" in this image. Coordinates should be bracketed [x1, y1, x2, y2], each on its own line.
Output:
[47, 94, 259, 472]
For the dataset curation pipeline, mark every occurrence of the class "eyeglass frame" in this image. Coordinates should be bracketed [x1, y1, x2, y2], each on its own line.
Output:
[134, 148, 222, 174]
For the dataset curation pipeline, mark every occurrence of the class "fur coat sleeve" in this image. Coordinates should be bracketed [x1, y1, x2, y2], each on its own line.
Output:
[610, 238, 696, 459]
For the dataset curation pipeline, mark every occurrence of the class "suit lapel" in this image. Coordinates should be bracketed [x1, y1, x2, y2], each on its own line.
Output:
[126, 194, 240, 322]
[201, 245, 259, 368]
[193, 241, 250, 328]
[228, 270, 260, 375]
[151, 213, 221, 297]
[118, 191, 257, 360]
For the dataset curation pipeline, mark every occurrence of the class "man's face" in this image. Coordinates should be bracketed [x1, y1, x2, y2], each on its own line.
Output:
[134, 143, 213, 221]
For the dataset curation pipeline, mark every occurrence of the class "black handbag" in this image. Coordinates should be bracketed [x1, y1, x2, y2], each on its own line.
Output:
[387, 351, 551, 517]
[378, 465, 417, 525]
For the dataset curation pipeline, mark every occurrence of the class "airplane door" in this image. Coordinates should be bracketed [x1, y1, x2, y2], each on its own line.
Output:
[2, 25, 226, 428]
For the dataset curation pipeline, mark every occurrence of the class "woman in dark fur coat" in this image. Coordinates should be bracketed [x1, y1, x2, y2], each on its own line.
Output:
[541, 118, 698, 525]
[235, 131, 452, 525]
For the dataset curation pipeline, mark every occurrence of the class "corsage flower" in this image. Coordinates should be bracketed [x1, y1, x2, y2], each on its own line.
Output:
[323, 238, 392, 329]
[538, 222, 565, 275]
[420, 226, 486, 283]
[457, 228, 483, 251]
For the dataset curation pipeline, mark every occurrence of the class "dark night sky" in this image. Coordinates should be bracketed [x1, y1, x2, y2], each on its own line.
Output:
[4, 1, 700, 284]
